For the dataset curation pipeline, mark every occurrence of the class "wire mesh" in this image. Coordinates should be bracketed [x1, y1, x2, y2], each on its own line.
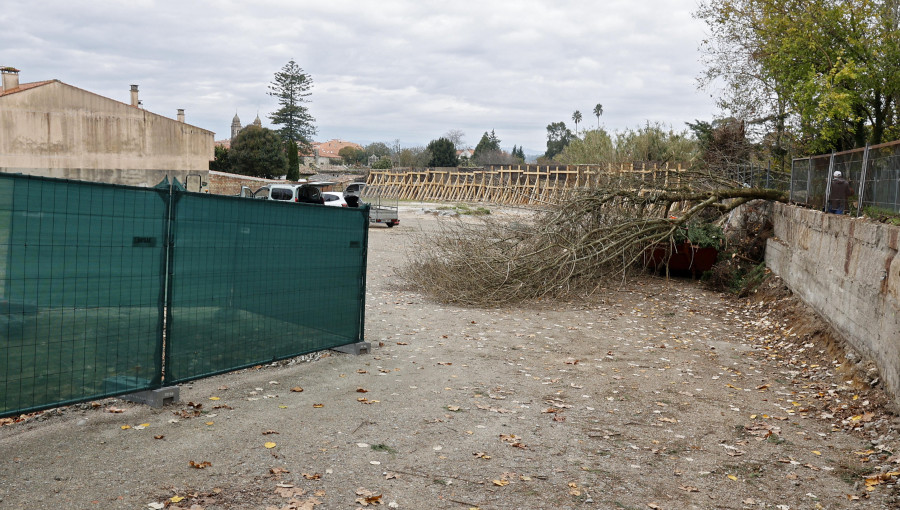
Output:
[1, 174, 166, 417]
[164, 192, 369, 383]
[859, 143, 900, 214]
[1, 175, 370, 418]
[791, 140, 900, 215]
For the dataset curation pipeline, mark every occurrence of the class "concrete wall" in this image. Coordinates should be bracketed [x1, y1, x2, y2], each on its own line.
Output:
[0, 81, 214, 187]
[766, 203, 900, 398]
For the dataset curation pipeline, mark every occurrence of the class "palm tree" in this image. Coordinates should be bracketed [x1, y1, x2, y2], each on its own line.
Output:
[572, 110, 583, 136]
[593, 104, 603, 128]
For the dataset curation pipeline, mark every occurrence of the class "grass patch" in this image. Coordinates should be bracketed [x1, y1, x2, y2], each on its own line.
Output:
[370, 444, 398, 454]
[837, 464, 876, 485]
[863, 205, 900, 226]
[436, 203, 491, 216]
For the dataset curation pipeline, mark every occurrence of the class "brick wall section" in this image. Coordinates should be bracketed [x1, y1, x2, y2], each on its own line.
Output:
[207, 171, 295, 196]
[766, 203, 900, 401]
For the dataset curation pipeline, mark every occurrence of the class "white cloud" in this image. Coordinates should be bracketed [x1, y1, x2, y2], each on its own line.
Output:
[2, 0, 716, 154]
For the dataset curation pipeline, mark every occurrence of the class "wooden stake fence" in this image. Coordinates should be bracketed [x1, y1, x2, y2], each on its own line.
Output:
[365, 163, 685, 206]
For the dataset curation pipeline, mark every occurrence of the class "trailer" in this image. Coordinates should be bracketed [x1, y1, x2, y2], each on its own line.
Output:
[350, 184, 399, 227]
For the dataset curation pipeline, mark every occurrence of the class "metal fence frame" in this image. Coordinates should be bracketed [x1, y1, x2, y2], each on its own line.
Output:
[1, 173, 369, 418]
[791, 139, 900, 215]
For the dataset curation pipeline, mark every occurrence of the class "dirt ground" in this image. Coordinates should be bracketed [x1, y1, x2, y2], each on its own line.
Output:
[2, 206, 900, 510]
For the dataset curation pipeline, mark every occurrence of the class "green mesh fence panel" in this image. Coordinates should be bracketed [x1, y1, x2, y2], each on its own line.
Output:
[1, 174, 166, 418]
[164, 193, 369, 383]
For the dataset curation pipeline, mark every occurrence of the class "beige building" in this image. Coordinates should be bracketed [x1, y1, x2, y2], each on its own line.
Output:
[0, 67, 214, 187]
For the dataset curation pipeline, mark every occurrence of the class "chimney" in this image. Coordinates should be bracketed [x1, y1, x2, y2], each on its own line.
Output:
[177, 109, 185, 122]
[2, 67, 20, 92]
[130, 84, 139, 107]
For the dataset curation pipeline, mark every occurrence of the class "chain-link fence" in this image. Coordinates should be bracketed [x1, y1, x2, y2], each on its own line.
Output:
[1, 173, 368, 418]
[791, 139, 900, 215]
[719, 162, 792, 191]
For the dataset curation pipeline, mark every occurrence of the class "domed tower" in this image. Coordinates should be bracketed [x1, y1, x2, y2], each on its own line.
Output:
[252, 113, 262, 128]
[230, 113, 241, 140]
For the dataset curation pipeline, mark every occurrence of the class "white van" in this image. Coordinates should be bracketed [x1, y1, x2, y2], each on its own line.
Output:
[253, 183, 323, 204]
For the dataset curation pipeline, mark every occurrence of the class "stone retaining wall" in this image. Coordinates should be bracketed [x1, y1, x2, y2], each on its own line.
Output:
[766, 203, 900, 400]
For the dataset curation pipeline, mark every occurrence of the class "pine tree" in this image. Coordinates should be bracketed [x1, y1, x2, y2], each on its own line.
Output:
[268, 59, 317, 153]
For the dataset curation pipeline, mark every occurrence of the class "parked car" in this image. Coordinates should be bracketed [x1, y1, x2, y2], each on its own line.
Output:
[252, 184, 324, 204]
[322, 191, 349, 207]
[344, 182, 366, 196]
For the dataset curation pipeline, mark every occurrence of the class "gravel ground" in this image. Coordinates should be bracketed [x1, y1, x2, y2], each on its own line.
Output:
[2, 206, 899, 510]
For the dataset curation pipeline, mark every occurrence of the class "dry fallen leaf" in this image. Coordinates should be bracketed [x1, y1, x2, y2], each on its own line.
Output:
[357, 388, 369, 393]
[492, 479, 509, 486]
[313, 404, 324, 408]
[189, 460, 212, 469]
[274, 486, 307, 498]
[291, 387, 304, 392]
[270, 467, 290, 475]
[679, 485, 699, 492]
[355, 488, 383, 506]
[302, 472, 322, 480]
[264, 442, 277, 449]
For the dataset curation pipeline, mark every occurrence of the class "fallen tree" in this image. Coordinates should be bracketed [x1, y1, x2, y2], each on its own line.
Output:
[405, 174, 787, 306]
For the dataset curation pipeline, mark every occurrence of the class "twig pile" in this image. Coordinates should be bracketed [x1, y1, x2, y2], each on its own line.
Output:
[405, 174, 786, 306]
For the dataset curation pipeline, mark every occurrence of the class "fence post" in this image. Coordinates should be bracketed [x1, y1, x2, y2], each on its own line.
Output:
[790, 159, 795, 202]
[824, 151, 835, 212]
[856, 144, 870, 217]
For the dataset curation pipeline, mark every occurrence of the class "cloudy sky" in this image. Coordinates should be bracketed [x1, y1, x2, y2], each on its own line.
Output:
[2, 0, 718, 156]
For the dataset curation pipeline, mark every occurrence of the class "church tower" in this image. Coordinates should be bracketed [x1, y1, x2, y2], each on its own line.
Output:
[230, 113, 241, 141]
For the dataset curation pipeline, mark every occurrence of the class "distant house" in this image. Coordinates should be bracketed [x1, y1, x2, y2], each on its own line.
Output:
[457, 148, 474, 159]
[302, 139, 364, 168]
[0, 67, 215, 187]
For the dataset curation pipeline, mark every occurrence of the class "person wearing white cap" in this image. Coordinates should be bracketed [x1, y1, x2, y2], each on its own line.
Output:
[828, 170, 854, 214]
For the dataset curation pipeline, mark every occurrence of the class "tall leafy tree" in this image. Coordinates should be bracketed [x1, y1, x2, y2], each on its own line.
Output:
[427, 138, 459, 167]
[614, 122, 698, 163]
[557, 129, 615, 165]
[572, 110, 583, 135]
[366, 142, 391, 160]
[544, 122, 574, 160]
[473, 131, 501, 161]
[697, 0, 900, 155]
[229, 126, 288, 179]
[593, 104, 604, 128]
[338, 146, 366, 166]
[209, 145, 232, 172]
[268, 59, 317, 152]
[372, 156, 393, 169]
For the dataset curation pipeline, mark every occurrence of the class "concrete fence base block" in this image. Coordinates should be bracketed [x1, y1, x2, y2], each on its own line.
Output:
[119, 386, 180, 408]
[332, 342, 371, 355]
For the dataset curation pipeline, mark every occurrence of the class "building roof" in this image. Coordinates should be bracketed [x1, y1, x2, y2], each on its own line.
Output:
[312, 139, 364, 159]
[1, 75, 214, 135]
[0, 79, 55, 97]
